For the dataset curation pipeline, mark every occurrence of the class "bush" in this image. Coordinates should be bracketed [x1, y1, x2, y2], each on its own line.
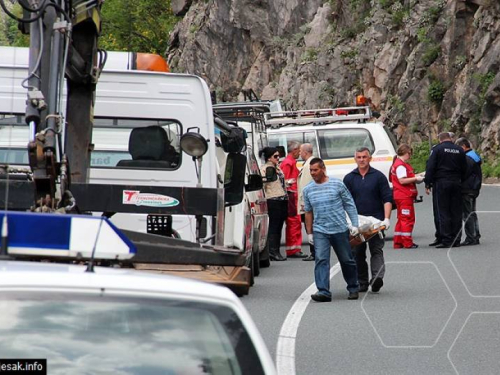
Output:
[427, 81, 445, 103]
[410, 141, 434, 173]
[482, 160, 500, 178]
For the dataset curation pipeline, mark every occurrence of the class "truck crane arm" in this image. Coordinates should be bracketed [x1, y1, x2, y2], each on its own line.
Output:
[1, 0, 104, 211]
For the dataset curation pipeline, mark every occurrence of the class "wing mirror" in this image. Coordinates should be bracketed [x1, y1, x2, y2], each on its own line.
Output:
[246, 174, 263, 192]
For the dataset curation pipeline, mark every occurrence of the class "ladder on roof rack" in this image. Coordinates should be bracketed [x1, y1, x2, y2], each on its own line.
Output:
[264, 106, 372, 128]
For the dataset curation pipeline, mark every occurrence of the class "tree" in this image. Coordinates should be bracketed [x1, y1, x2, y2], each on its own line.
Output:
[100, 0, 180, 55]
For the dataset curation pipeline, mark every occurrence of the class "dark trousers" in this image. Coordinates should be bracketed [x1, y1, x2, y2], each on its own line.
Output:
[432, 186, 441, 242]
[301, 214, 315, 257]
[435, 180, 462, 246]
[267, 199, 288, 256]
[352, 234, 385, 287]
[462, 193, 480, 242]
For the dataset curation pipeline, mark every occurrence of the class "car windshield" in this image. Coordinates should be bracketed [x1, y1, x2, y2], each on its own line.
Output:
[0, 292, 264, 375]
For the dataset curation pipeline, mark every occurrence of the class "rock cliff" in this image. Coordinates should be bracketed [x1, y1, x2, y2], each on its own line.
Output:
[168, 0, 500, 158]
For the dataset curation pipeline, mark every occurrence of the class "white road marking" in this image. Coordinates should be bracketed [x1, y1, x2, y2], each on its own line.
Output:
[276, 262, 341, 375]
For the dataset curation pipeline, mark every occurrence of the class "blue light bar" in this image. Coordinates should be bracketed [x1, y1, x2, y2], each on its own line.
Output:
[0, 211, 136, 259]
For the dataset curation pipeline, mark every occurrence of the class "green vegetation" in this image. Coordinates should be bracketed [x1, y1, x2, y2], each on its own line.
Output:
[417, 27, 431, 44]
[318, 84, 336, 103]
[100, 0, 180, 54]
[387, 94, 405, 113]
[482, 159, 500, 178]
[453, 55, 467, 70]
[301, 48, 319, 63]
[340, 48, 358, 59]
[469, 71, 496, 134]
[410, 141, 434, 173]
[422, 43, 441, 66]
[427, 80, 445, 103]
[0, 3, 29, 46]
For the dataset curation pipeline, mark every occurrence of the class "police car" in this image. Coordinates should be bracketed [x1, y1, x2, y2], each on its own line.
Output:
[0, 211, 276, 375]
[265, 105, 397, 181]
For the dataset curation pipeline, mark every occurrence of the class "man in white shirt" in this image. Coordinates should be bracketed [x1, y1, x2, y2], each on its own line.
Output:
[297, 143, 315, 261]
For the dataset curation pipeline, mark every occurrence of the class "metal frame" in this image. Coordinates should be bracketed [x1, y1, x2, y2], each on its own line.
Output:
[264, 106, 372, 128]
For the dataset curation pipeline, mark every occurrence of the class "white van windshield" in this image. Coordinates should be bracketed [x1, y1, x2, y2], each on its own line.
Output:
[318, 128, 374, 159]
[0, 116, 182, 170]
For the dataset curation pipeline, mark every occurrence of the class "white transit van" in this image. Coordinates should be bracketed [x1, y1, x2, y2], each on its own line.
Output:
[0, 46, 261, 290]
[265, 107, 397, 181]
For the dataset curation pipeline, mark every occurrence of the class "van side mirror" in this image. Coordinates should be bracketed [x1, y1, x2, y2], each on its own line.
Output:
[224, 153, 246, 206]
[246, 174, 263, 192]
[263, 166, 277, 182]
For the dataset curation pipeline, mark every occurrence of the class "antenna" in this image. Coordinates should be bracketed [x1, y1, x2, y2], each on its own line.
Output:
[85, 217, 105, 273]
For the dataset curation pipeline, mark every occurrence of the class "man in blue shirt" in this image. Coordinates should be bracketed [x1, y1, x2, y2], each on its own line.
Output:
[344, 147, 393, 293]
[304, 158, 360, 302]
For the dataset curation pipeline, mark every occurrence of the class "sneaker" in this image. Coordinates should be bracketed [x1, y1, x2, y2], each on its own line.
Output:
[428, 240, 441, 246]
[371, 278, 384, 293]
[302, 254, 315, 261]
[348, 292, 359, 300]
[359, 285, 369, 293]
[311, 292, 332, 302]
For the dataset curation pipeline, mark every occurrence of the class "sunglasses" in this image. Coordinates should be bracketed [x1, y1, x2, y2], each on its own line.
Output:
[272, 154, 280, 159]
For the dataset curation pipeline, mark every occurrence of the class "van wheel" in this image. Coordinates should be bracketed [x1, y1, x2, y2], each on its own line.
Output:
[259, 238, 271, 268]
[253, 248, 260, 277]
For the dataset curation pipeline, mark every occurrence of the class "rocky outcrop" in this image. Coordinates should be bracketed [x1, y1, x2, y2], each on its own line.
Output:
[168, 0, 500, 159]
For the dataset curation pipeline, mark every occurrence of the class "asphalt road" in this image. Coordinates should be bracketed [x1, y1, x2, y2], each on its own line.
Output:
[242, 185, 500, 375]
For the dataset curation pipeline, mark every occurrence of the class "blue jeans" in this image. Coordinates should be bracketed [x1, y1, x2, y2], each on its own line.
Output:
[314, 230, 359, 298]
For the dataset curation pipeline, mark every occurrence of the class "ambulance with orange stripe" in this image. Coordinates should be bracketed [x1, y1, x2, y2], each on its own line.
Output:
[265, 106, 397, 183]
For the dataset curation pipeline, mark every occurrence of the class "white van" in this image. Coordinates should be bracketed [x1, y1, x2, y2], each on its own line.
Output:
[214, 101, 282, 269]
[0, 46, 261, 289]
[265, 107, 397, 181]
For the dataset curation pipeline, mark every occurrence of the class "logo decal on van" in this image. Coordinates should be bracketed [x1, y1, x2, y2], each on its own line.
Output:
[122, 190, 180, 207]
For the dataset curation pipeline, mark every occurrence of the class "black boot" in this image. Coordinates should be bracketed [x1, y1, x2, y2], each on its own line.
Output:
[268, 234, 286, 261]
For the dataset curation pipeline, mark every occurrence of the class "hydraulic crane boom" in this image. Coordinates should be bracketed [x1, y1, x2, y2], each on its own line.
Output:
[0, 0, 104, 211]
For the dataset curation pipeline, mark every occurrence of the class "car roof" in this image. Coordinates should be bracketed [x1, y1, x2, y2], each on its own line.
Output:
[0, 260, 236, 303]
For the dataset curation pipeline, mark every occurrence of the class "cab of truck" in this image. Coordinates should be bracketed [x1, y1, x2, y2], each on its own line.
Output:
[0, 46, 260, 293]
[265, 106, 397, 182]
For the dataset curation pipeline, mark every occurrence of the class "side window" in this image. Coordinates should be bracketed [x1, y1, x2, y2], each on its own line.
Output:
[92, 118, 182, 170]
[267, 132, 318, 161]
[318, 128, 374, 159]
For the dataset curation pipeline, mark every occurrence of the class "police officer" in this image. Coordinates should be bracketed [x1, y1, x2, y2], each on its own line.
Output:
[425, 132, 467, 248]
[456, 137, 482, 246]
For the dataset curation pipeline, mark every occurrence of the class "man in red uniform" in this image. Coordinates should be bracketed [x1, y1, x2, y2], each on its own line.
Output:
[390, 144, 425, 248]
[280, 141, 307, 258]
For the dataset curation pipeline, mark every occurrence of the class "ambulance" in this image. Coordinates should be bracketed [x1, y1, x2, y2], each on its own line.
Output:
[265, 106, 397, 182]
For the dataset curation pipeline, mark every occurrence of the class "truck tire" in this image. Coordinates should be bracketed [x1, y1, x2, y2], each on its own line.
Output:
[259, 238, 271, 268]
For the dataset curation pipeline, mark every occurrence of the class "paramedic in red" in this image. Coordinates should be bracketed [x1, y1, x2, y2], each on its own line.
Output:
[280, 141, 306, 258]
[390, 144, 425, 249]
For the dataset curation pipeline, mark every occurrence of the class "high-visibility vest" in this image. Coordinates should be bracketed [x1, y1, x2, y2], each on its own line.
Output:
[390, 158, 418, 200]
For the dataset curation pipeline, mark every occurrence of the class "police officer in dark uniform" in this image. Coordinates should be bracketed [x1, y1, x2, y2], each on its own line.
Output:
[425, 132, 467, 248]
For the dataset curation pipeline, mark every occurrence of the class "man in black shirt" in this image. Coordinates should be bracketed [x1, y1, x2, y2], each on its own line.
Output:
[456, 137, 482, 246]
[425, 133, 467, 248]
